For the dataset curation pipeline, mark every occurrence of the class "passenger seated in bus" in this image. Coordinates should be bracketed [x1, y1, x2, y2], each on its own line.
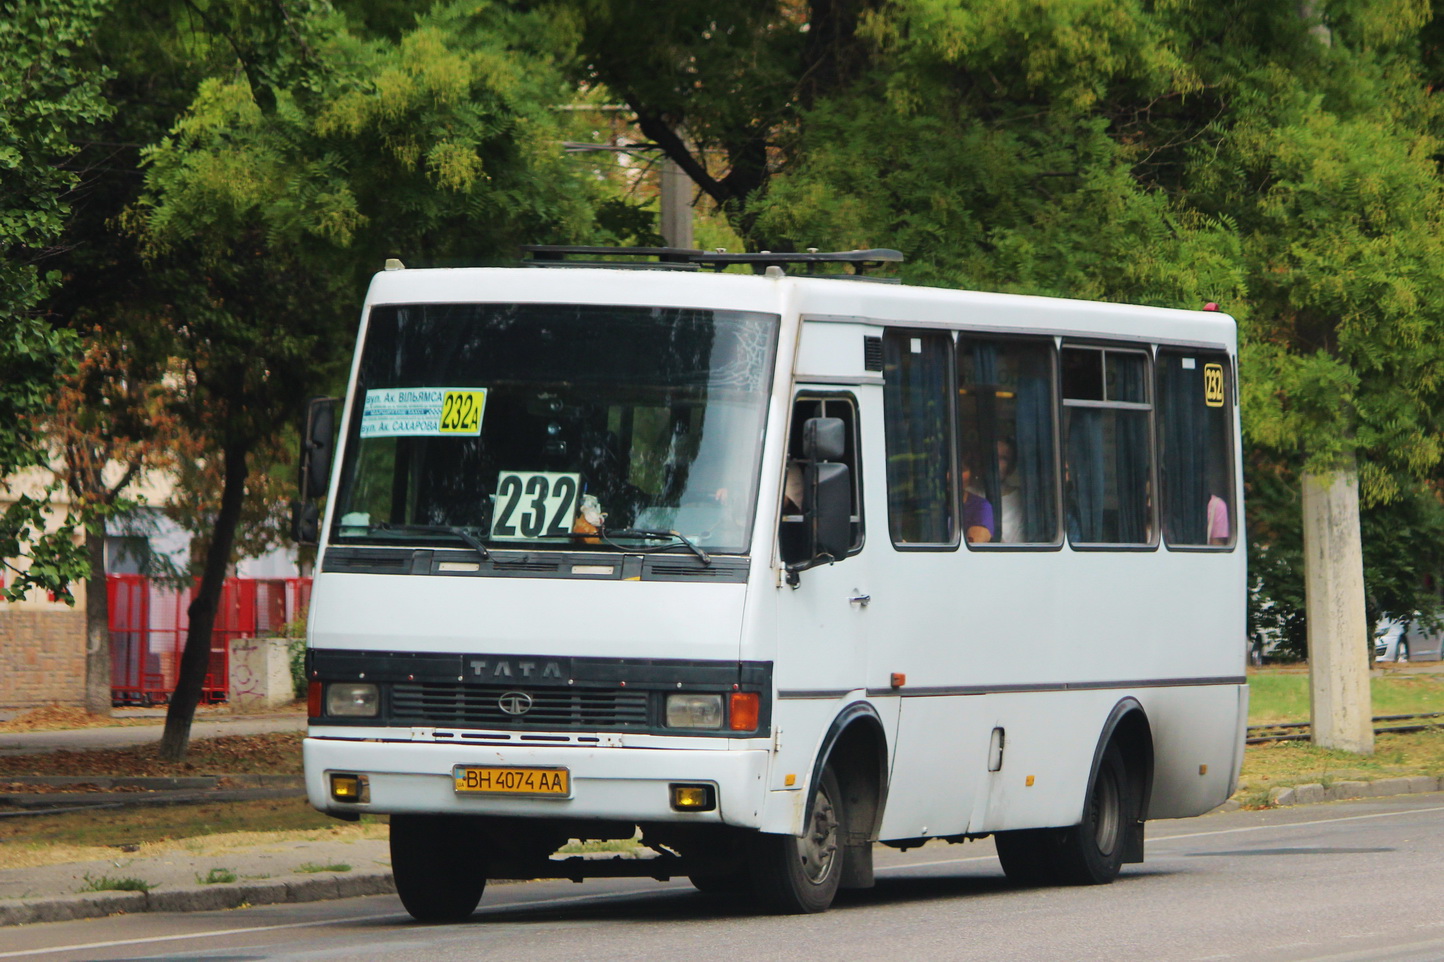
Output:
[1207, 492, 1229, 545]
[961, 455, 994, 543]
[991, 438, 1023, 541]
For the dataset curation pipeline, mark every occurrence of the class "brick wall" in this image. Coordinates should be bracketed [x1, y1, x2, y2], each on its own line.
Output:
[0, 609, 87, 709]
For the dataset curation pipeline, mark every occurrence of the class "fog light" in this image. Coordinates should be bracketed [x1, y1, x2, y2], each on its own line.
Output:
[670, 783, 716, 812]
[326, 682, 379, 717]
[330, 772, 369, 803]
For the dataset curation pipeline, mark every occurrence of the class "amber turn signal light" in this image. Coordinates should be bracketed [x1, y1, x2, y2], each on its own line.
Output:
[729, 692, 760, 731]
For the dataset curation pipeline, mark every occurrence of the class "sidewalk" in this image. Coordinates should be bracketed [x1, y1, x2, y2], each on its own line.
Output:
[0, 834, 396, 927]
[0, 708, 307, 757]
[0, 704, 383, 926]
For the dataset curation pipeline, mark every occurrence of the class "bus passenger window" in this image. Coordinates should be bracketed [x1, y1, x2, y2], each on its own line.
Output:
[1061, 346, 1154, 546]
[883, 332, 956, 547]
[958, 337, 1059, 545]
[1156, 350, 1235, 548]
[780, 395, 863, 564]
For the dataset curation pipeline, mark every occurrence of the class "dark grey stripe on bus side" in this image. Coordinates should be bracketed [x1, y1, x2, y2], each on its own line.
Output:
[776, 676, 1246, 700]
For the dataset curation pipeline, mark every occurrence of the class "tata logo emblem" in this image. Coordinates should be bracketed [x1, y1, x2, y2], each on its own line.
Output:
[497, 691, 533, 716]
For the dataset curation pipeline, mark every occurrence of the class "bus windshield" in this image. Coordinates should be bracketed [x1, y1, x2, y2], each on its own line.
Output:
[330, 302, 779, 555]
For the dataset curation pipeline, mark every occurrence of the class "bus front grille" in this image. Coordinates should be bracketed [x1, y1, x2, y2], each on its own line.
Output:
[390, 682, 650, 730]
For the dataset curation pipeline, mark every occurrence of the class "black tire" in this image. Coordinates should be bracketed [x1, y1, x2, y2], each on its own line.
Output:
[747, 766, 845, 913]
[688, 872, 752, 895]
[390, 814, 487, 922]
[1052, 742, 1129, 885]
[994, 828, 1063, 886]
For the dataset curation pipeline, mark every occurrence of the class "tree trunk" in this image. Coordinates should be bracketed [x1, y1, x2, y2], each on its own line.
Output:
[1302, 460, 1373, 753]
[83, 533, 111, 715]
[159, 441, 249, 760]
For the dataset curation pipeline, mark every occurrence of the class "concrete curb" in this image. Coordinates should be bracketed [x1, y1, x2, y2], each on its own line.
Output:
[0, 872, 396, 927]
[1267, 774, 1442, 807]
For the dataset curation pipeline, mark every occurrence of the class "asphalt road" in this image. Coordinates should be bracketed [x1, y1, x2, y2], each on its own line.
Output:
[5, 794, 1443, 962]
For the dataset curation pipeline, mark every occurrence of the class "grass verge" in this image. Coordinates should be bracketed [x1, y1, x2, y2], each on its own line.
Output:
[0, 796, 388, 871]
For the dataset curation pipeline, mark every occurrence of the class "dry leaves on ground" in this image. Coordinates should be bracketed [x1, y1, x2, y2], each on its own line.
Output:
[0, 732, 304, 779]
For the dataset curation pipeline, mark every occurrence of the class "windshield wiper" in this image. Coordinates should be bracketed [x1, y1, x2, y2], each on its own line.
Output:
[603, 528, 712, 567]
[374, 523, 491, 560]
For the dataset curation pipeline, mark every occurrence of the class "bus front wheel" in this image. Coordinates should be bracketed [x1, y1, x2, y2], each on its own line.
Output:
[390, 814, 487, 922]
[748, 766, 845, 913]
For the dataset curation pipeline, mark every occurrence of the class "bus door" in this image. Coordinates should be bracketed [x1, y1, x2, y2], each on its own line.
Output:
[774, 392, 877, 711]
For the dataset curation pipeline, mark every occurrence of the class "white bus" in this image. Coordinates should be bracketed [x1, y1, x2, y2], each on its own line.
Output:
[298, 247, 1246, 920]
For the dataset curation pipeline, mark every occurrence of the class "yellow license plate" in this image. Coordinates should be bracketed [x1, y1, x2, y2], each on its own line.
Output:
[453, 766, 570, 797]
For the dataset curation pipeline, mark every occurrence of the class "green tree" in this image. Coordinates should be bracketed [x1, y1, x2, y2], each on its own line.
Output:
[560, 0, 885, 247]
[0, 0, 114, 604]
[130, 0, 597, 759]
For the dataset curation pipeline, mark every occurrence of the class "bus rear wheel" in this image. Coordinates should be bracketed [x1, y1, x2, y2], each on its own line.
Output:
[995, 742, 1131, 887]
[748, 766, 845, 913]
[390, 814, 487, 922]
[994, 828, 1062, 886]
[1053, 741, 1129, 885]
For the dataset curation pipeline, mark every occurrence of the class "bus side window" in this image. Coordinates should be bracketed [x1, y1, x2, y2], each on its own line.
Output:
[780, 395, 863, 565]
[1061, 345, 1154, 546]
[883, 332, 956, 547]
[958, 336, 1060, 545]
[1156, 350, 1235, 548]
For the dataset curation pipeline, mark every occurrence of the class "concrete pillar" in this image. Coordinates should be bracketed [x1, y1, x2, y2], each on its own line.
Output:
[660, 156, 693, 250]
[1302, 461, 1373, 753]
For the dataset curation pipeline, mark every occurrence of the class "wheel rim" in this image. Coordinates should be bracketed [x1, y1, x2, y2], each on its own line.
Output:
[1091, 766, 1122, 857]
[797, 782, 840, 885]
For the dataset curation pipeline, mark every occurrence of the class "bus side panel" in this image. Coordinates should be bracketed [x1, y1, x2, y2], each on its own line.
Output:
[953, 691, 1111, 834]
[1138, 682, 1248, 818]
[755, 694, 901, 836]
[876, 694, 990, 839]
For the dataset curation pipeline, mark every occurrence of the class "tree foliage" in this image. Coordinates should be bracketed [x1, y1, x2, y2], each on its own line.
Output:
[0, 0, 115, 602]
[125, 0, 600, 757]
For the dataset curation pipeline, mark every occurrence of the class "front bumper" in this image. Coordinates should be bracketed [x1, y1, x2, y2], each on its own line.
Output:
[304, 734, 772, 828]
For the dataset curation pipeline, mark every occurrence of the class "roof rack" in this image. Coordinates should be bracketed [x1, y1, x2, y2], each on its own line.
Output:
[519, 245, 904, 279]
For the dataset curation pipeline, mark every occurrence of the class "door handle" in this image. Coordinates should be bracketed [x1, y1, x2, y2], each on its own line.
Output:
[849, 593, 871, 607]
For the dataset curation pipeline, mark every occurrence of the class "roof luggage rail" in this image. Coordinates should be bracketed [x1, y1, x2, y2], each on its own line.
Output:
[519, 245, 904, 279]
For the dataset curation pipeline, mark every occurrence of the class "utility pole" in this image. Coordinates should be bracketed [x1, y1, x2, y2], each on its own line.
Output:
[1302, 461, 1373, 753]
[1293, 0, 1371, 754]
[660, 153, 693, 249]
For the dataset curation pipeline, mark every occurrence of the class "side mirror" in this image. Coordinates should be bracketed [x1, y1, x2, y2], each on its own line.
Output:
[802, 417, 845, 462]
[300, 397, 337, 499]
[807, 461, 852, 561]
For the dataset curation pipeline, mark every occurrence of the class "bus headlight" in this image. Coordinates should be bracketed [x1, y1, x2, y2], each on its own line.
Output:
[665, 693, 723, 729]
[326, 682, 380, 717]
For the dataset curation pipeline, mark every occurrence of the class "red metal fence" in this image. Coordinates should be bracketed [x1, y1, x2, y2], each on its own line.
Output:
[108, 575, 312, 706]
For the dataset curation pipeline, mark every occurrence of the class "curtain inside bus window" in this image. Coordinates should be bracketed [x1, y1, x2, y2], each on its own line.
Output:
[883, 332, 955, 545]
[1111, 354, 1151, 543]
[958, 337, 1058, 544]
[1157, 350, 1234, 546]
[1062, 347, 1153, 546]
